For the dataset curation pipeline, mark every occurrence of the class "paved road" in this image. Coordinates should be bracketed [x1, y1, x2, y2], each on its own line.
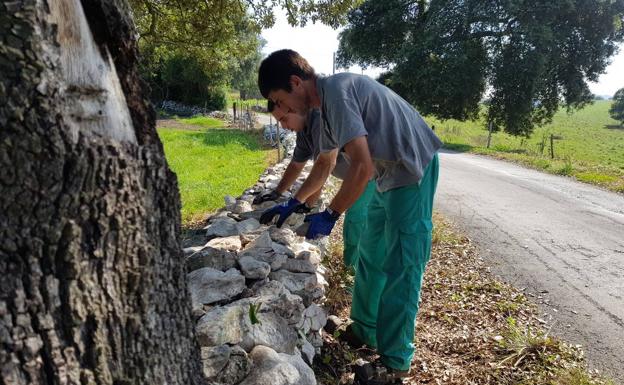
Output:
[435, 150, 624, 382]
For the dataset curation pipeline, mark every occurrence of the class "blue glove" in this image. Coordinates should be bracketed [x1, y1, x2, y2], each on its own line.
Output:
[259, 198, 303, 227]
[304, 209, 340, 239]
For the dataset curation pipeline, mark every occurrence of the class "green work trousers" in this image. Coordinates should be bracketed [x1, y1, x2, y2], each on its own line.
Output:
[343, 180, 376, 268]
[350, 154, 439, 371]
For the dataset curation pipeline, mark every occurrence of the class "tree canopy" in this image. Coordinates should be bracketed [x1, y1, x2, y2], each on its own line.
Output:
[337, 0, 624, 136]
[128, 0, 361, 107]
[610, 88, 624, 125]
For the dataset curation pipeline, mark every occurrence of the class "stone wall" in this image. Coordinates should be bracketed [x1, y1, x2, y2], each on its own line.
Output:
[184, 156, 337, 385]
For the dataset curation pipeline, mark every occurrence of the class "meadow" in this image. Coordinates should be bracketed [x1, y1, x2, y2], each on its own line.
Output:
[428, 100, 624, 192]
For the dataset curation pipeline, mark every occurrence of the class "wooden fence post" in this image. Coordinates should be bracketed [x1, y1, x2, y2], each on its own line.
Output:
[486, 121, 493, 149]
[550, 134, 554, 159]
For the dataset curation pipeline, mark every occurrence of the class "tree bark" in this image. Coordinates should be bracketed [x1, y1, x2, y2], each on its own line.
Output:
[0, 1, 205, 384]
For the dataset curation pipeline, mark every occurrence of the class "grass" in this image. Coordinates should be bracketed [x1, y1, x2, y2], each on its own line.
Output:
[428, 100, 624, 193]
[177, 116, 223, 128]
[158, 124, 275, 224]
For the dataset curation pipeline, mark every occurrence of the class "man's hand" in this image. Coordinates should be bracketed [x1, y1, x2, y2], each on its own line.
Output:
[303, 209, 340, 239]
[259, 198, 304, 227]
[253, 190, 282, 205]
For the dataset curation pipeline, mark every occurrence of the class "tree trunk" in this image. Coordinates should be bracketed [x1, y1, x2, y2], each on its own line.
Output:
[0, 1, 205, 384]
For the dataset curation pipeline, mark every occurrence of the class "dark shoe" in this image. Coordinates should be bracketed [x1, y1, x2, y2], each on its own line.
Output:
[354, 358, 409, 385]
[337, 323, 367, 349]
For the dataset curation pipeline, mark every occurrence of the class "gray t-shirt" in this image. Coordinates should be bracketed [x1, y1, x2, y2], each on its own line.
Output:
[292, 109, 351, 180]
[292, 110, 321, 163]
[316, 73, 442, 192]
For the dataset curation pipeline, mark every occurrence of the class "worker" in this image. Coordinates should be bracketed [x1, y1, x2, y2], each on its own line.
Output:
[257, 49, 441, 384]
[257, 101, 375, 269]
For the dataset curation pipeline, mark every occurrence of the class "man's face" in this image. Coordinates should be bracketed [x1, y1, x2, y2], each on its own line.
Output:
[271, 104, 305, 132]
[267, 75, 309, 115]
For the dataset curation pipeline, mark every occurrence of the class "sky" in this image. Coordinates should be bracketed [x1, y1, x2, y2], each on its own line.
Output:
[262, 10, 624, 98]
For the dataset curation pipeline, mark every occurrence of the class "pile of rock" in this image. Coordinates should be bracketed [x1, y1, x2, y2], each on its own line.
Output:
[185, 160, 338, 385]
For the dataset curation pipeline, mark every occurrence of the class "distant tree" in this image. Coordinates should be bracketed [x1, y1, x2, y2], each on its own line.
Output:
[129, 0, 360, 107]
[610, 88, 624, 126]
[338, 0, 624, 136]
[231, 38, 266, 100]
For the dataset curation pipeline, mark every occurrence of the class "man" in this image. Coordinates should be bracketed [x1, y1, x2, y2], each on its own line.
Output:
[257, 49, 441, 384]
[258, 101, 375, 269]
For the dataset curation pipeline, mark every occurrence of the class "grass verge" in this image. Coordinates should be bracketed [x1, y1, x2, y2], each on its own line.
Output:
[428, 101, 624, 193]
[316, 211, 614, 385]
[158, 124, 276, 224]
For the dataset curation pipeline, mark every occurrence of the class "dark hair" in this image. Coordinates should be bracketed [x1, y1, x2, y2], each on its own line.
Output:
[267, 100, 275, 112]
[258, 49, 316, 98]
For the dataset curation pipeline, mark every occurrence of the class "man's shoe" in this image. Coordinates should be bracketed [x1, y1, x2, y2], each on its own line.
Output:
[354, 358, 409, 385]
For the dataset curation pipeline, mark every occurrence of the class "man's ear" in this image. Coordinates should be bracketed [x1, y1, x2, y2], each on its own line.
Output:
[290, 75, 303, 90]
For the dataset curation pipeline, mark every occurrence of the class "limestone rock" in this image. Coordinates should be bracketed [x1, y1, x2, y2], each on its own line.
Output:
[269, 226, 297, 246]
[284, 213, 305, 227]
[207, 235, 242, 252]
[240, 249, 287, 271]
[238, 256, 271, 280]
[233, 200, 253, 214]
[297, 304, 327, 334]
[253, 281, 305, 325]
[236, 218, 261, 235]
[185, 246, 236, 272]
[269, 270, 319, 295]
[187, 268, 245, 306]
[238, 346, 316, 385]
[281, 258, 316, 274]
[224, 195, 237, 209]
[201, 345, 251, 385]
[272, 242, 295, 258]
[196, 298, 298, 354]
[245, 231, 273, 250]
[205, 217, 238, 238]
[300, 338, 315, 365]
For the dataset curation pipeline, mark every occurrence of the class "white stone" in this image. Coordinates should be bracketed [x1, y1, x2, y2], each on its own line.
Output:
[238, 346, 316, 385]
[245, 231, 273, 250]
[272, 242, 295, 258]
[207, 235, 242, 252]
[236, 218, 261, 234]
[269, 226, 297, 246]
[300, 338, 315, 365]
[187, 268, 245, 306]
[196, 298, 298, 354]
[185, 246, 237, 272]
[233, 200, 253, 214]
[205, 217, 238, 238]
[281, 258, 316, 274]
[269, 270, 319, 295]
[238, 256, 271, 280]
[297, 304, 327, 334]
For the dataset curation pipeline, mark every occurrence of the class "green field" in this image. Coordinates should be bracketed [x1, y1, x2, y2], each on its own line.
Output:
[158, 123, 274, 224]
[177, 116, 223, 128]
[427, 100, 624, 192]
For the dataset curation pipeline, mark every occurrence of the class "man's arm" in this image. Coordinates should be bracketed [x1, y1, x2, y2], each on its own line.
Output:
[327, 136, 375, 214]
[293, 149, 338, 203]
[275, 160, 305, 194]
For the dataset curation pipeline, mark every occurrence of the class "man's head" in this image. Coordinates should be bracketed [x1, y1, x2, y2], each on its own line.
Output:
[258, 49, 316, 115]
[268, 100, 306, 132]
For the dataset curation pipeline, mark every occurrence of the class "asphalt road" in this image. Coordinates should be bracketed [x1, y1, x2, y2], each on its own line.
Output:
[435, 150, 624, 382]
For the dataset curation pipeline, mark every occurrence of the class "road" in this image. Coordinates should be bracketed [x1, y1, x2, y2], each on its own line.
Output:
[435, 150, 624, 382]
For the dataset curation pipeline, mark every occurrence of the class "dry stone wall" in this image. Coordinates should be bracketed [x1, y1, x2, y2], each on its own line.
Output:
[185, 153, 338, 385]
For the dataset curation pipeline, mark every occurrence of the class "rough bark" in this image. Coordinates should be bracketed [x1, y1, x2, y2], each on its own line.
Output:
[0, 0, 205, 384]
